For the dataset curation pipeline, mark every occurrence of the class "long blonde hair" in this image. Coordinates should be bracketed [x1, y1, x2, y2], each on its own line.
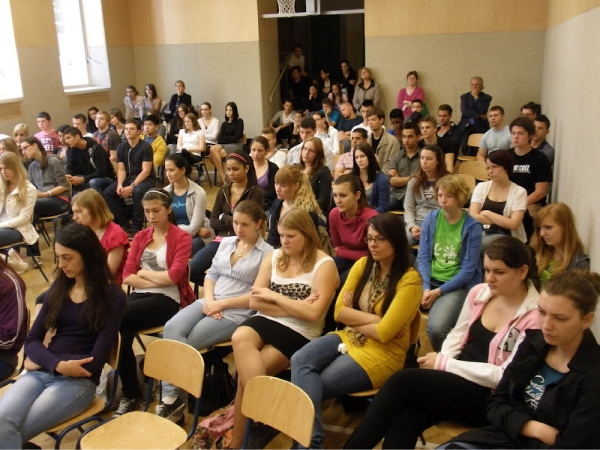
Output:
[0, 138, 23, 161]
[71, 189, 114, 228]
[0, 152, 29, 206]
[276, 208, 321, 272]
[274, 165, 321, 215]
[531, 203, 586, 275]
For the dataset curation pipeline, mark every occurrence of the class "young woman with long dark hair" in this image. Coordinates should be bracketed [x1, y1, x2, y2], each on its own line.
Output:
[351, 142, 390, 213]
[209, 102, 245, 184]
[299, 137, 333, 215]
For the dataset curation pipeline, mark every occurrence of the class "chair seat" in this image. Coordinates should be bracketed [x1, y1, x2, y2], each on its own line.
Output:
[436, 421, 473, 437]
[45, 396, 105, 433]
[138, 326, 165, 336]
[347, 388, 379, 397]
[457, 156, 477, 162]
[80, 411, 188, 449]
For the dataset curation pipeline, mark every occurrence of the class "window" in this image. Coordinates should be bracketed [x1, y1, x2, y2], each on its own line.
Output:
[52, 0, 111, 92]
[0, 0, 23, 102]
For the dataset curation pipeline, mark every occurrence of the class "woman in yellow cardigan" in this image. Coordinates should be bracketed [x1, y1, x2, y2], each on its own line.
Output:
[290, 213, 422, 449]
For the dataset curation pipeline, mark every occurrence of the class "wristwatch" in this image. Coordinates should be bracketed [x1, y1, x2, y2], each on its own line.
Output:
[131, 182, 136, 188]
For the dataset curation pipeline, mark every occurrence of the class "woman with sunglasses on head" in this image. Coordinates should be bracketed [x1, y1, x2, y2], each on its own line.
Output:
[113, 188, 194, 418]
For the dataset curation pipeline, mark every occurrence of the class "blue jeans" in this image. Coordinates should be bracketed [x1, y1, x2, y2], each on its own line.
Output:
[162, 301, 238, 398]
[388, 195, 405, 212]
[0, 370, 95, 448]
[290, 334, 372, 449]
[189, 241, 220, 284]
[427, 282, 468, 352]
[333, 256, 355, 288]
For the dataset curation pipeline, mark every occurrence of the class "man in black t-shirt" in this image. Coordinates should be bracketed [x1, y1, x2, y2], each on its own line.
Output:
[103, 120, 156, 238]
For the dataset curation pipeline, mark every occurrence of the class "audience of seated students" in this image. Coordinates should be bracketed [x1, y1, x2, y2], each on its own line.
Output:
[71, 189, 129, 285]
[113, 188, 195, 417]
[268, 99, 295, 146]
[335, 128, 368, 180]
[345, 236, 540, 450]
[407, 98, 424, 124]
[520, 101, 541, 121]
[443, 270, 600, 449]
[397, 70, 425, 120]
[436, 104, 462, 173]
[531, 114, 555, 166]
[321, 97, 340, 128]
[72, 114, 92, 138]
[189, 152, 263, 285]
[318, 67, 333, 97]
[34, 112, 60, 155]
[0, 138, 24, 161]
[306, 84, 323, 115]
[0, 224, 126, 449]
[13, 123, 29, 145]
[143, 83, 162, 117]
[508, 117, 553, 237]
[531, 203, 590, 285]
[337, 102, 363, 153]
[198, 102, 220, 151]
[167, 104, 189, 147]
[353, 67, 381, 111]
[458, 76, 492, 156]
[157, 200, 273, 422]
[417, 175, 483, 351]
[287, 116, 335, 171]
[123, 85, 144, 122]
[289, 66, 311, 111]
[313, 111, 340, 155]
[109, 108, 127, 143]
[261, 127, 287, 168]
[476, 105, 511, 162]
[86, 107, 98, 134]
[351, 142, 390, 213]
[340, 59, 357, 101]
[176, 113, 206, 165]
[367, 108, 400, 173]
[404, 144, 450, 246]
[209, 102, 245, 185]
[93, 110, 121, 162]
[230, 208, 339, 448]
[140, 114, 167, 168]
[163, 153, 212, 257]
[63, 127, 115, 194]
[0, 153, 40, 263]
[168, 80, 193, 120]
[469, 150, 527, 249]
[103, 120, 156, 238]
[418, 115, 439, 150]
[266, 165, 322, 248]
[292, 213, 421, 449]
[299, 137, 333, 216]
[387, 108, 404, 142]
[55, 125, 71, 163]
[22, 137, 70, 224]
[387, 123, 421, 211]
[328, 82, 348, 109]
[250, 136, 279, 210]
[0, 256, 26, 381]
[329, 174, 378, 282]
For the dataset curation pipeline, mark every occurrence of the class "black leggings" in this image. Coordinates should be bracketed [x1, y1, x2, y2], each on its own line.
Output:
[344, 368, 491, 449]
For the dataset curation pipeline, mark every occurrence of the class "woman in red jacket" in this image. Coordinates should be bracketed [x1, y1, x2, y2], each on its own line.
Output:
[113, 188, 194, 417]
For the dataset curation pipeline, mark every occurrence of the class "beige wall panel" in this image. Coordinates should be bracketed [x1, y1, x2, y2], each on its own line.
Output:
[547, 0, 600, 27]
[365, 0, 547, 37]
[129, 0, 259, 45]
[541, 6, 600, 273]
[103, 0, 134, 46]
[11, 0, 58, 47]
[365, 31, 545, 126]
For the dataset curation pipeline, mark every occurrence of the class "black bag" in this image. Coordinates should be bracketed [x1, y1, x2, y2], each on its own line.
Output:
[188, 349, 235, 416]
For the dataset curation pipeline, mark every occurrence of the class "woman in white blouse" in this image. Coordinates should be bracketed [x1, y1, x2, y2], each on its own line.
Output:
[313, 111, 340, 156]
[176, 113, 206, 163]
[198, 102, 220, 149]
[123, 85, 145, 122]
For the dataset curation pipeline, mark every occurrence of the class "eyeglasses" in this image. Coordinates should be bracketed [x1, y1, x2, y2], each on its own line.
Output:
[364, 236, 388, 244]
[20, 144, 34, 152]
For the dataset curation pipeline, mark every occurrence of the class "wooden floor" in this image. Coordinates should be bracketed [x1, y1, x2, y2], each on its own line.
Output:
[17, 169, 455, 449]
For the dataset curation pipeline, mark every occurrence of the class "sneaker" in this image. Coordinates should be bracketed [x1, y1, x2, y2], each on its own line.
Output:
[199, 172, 205, 183]
[155, 397, 185, 424]
[32, 256, 43, 267]
[7, 249, 28, 274]
[112, 397, 143, 418]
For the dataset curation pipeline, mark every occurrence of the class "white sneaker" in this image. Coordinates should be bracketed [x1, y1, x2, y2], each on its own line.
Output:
[32, 256, 43, 267]
[7, 249, 28, 274]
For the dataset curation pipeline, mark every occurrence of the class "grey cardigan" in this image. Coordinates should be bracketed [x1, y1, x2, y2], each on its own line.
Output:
[27, 155, 69, 194]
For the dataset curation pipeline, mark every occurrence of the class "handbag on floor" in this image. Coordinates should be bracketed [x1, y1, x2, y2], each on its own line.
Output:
[188, 349, 235, 416]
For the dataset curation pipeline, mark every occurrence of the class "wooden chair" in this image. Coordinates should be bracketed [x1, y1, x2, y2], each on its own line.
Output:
[458, 133, 484, 162]
[0, 242, 49, 282]
[78, 339, 205, 449]
[458, 160, 489, 182]
[110, 160, 119, 175]
[338, 141, 344, 155]
[457, 173, 476, 196]
[241, 376, 314, 449]
[0, 308, 30, 386]
[35, 181, 73, 263]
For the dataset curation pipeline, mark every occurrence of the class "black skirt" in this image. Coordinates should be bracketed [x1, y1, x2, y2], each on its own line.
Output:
[241, 316, 309, 360]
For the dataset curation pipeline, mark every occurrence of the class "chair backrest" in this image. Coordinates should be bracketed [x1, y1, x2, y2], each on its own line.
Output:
[338, 142, 344, 155]
[242, 376, 315, 448]
[456, 173, 476, 196]
[143, 339, 204, 397]
[409, 310, 421, 347]
[110, 160, 119, 175]
[107, 332, 121, 370]
[458, 160, 488, 182]
[467, 133, 484, 148]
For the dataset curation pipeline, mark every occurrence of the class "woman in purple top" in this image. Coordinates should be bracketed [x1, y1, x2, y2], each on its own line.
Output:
[0, 224, 126, 448]
[0, 257, 26, 382]
[396, 71, 425, 120]
[249, 136, 279, 210]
